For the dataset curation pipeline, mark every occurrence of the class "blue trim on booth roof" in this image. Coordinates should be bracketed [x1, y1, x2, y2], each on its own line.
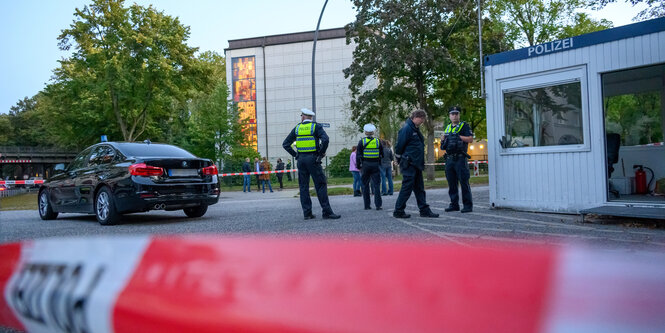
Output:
[484, 17, 665, 66]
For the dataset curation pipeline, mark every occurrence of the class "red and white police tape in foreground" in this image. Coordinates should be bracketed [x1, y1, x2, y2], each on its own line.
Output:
[1, 236, 664, 333]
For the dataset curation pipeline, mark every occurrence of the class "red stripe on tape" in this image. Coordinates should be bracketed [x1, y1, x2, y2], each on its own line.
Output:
[114, 238, 555, 333]
[0, 243, 25, 331]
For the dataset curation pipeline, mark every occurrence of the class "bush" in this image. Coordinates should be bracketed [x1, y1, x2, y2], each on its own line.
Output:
[220, 147, 260, 187]
[435, 156, 446, 171]
[326, 148, 352, 178]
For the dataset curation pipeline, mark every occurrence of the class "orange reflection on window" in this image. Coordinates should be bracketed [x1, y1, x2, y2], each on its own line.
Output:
[232, 56, 257, 150]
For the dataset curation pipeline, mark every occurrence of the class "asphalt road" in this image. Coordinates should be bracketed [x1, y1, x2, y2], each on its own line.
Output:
[2, 186, 665, 251]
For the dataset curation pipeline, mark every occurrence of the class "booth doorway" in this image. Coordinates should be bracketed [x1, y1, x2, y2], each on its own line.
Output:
[603, 63, 665, 204]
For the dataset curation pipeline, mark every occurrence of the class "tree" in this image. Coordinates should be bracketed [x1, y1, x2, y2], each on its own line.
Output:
[54, 0, 213, 142]
[346, 0, 511, 180]
[5, 96, 50, 147]
[345, 0, 467, 180]
[558, 12, 613, 39]
[487, 0, 587, 47]
[184, 81, 244, 161]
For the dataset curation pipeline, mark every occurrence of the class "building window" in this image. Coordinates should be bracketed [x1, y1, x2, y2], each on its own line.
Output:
[503, 80, 583, 148]
[232, 56, 258, 150]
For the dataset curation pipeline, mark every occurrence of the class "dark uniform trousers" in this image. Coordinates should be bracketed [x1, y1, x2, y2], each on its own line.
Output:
[361, 160, 382, 209]
[297, 153, 333, 216]
[445, 154, 472, 209]
[394, 165, 429, 213]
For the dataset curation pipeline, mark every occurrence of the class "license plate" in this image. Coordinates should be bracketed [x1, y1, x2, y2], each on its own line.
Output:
[168, 169, 198, 177]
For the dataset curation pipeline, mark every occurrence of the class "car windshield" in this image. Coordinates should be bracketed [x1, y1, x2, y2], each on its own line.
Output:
[116, 143, 196, 158]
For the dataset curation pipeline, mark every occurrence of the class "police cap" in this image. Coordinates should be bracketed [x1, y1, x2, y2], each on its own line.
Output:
[301, 108, 315, 116]
[449, 106, 461, 114]
[363, 123, 376, 133]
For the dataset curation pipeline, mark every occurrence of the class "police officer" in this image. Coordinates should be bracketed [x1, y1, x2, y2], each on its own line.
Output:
[393, 109, 439, 219]
[441, 106, 474, 213]
[356, 124, 383, 210]
[282, 108, 341, 220]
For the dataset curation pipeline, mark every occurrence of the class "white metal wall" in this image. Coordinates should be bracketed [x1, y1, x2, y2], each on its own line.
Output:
[226, 38, 366, 164]
[485, 30, 665, 213]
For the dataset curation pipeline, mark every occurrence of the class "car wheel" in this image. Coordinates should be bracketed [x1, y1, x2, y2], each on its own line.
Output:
[95, 186, 120, 225]
[184, 204, 208, 218]
[38, 189, 58, 220]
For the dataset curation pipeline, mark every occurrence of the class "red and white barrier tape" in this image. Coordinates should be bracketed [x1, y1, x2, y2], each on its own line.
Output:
[219, 169, 297, 177]
[2, 236, 664, 332]
[636, 142, 663, 147]
[0, 160, 32, 164]
[0, 180, 44, 185]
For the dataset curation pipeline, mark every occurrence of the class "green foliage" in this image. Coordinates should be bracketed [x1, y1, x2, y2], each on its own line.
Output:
[487, 0, 586, 47]
[50, 0, 213, 144]
[605, 92, 662, 145]
[0, 115, 10, 144]
[345, 0, 509, 179]
[558, 13, 613, 39]
[219, 146, 261, 187]
[326, 148, 352, 178]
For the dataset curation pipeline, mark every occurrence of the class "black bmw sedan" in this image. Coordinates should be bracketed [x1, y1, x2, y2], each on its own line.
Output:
[38, 142, 220, 225]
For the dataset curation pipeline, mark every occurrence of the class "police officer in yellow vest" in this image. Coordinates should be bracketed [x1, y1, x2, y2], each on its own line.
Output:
[356, 124, 384, 210]
[441, 106, 474, 213]
[283, 108, 341, 220]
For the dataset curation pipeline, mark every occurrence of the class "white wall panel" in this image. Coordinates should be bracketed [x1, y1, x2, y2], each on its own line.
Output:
[485, 30, 665, 212]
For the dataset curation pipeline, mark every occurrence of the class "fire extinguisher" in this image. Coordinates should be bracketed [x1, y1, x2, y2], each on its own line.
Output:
[633, 165, 654, 194]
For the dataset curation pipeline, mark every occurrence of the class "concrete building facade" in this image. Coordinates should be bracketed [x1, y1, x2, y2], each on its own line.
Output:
[225, 28, 369, 162]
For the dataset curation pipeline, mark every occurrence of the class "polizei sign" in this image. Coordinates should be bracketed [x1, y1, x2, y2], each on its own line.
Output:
[528, 38, 573, 57]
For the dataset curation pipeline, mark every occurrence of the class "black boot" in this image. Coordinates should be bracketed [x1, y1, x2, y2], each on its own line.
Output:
[393, 211, 411, 218]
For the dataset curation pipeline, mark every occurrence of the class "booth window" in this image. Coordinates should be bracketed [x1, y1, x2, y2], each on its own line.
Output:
[503, 80, 583, 148]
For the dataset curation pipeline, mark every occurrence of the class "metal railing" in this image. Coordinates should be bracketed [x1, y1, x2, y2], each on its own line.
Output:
[0, 188, 29, 198]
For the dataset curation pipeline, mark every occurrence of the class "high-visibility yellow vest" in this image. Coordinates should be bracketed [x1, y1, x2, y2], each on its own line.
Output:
[362, 137, 379, 158]
[295, 122, 317, 153]
[444, 121, 465, 134]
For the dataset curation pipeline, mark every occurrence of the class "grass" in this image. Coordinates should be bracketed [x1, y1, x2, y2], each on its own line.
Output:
[0, 192, 38, 211]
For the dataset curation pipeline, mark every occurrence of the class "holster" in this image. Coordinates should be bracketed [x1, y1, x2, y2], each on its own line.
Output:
[399, 155, 411, 169]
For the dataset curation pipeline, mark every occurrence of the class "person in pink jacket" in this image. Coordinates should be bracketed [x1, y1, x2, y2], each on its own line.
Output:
[349, 146, 362, 197]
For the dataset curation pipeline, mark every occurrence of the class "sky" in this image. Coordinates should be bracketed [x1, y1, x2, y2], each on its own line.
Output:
[0, 0, 650, 114]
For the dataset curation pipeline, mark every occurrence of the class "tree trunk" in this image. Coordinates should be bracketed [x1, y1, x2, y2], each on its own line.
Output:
[110, 87, 129, 141]
[425, 120, 435, 181]
[415, 77, 435, 181]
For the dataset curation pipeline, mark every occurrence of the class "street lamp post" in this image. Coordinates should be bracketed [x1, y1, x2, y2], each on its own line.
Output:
[311, 0, 329, 122]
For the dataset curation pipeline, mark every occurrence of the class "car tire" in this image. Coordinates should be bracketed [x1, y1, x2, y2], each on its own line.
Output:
[38, 189, 58, 220]
[184, 204, 208, 218]
[95, 186, 120, 225]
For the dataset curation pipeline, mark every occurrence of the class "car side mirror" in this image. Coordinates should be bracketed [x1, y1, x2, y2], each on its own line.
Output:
[53, 163, 66, 174]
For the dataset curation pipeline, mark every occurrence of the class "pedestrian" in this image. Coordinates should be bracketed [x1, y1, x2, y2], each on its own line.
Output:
[356, 124, 383, 210]
[282, 108, 341, 220]
[260, 157, 274, 193]
[254, 157, 261, 191]
[441, 106, 474, 213]
[286, 160, 293, 181]
[275, 158, 285, 190]
[242, 157, 252, 192]
[393, 109, 439, 218]
[349, 146, 362, 197]
[380, 140, 394, 196]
